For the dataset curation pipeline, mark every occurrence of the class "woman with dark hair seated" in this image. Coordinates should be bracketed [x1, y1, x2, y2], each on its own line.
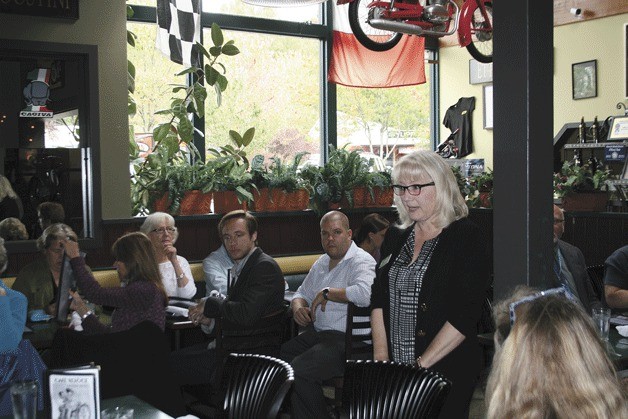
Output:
[64, 232, 168, 333]
[353, 213, 390, 263]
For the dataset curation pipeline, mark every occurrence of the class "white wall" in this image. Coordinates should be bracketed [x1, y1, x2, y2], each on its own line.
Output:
[439, 12, 628, 171]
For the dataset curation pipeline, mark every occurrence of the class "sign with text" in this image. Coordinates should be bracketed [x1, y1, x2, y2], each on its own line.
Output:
[605, 145, 627, 162]
[0, 0, 78, 20]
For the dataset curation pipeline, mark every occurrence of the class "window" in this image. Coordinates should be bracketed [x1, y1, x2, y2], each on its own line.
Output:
[127, 2, 437, 168]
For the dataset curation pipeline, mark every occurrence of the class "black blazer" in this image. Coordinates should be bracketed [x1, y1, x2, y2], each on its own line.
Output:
[203, 248, 286, 352]
[371, 218, 491, 383]
[556, 239, 599, 312]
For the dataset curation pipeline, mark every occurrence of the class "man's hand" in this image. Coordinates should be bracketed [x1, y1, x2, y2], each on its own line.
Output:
[0, 288, 6, 296]
[293, 305, 313, 327]
[188, 300, 212, 325]
[310, 289, 328, 323]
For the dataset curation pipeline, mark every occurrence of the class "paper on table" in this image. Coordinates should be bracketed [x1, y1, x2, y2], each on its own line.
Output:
[166, 305, 189, 318]
[610, 315, 628, 326]
[617, 325, 628, 337]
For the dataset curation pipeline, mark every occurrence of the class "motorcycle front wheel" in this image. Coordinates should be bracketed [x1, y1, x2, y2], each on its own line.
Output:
[348, 0, 403, 52]
[465, 0, 493, 63]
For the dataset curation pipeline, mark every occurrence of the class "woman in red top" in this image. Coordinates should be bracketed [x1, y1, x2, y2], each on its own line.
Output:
[65, 232, 168, 333]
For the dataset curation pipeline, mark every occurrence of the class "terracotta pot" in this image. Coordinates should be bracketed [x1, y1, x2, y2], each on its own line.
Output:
[562, 192, 608, 212]
[213, 190, 248, 214]
[374, 187, 394, 207]
[152, 192, 171, 213]
[285, 189, 310, 211]
[179, 190, 212, 215]
[252, 188, 272, 212]
[351, 186, 368, 208]
[479, 191, 492, 208]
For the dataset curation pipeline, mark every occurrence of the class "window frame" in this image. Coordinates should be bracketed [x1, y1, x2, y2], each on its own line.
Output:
[128, 3, 439, 164]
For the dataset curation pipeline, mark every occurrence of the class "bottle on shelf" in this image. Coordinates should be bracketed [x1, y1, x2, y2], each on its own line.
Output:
[591, 116, 599, 143]
[578, 117, 586, 143]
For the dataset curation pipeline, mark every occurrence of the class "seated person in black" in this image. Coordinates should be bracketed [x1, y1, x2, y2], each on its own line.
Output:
[169, 210, 286, 386]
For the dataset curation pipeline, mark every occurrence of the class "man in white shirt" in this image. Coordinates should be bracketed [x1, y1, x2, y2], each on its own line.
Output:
[280, 211, 375, 419]
[203, 244, 233, 296]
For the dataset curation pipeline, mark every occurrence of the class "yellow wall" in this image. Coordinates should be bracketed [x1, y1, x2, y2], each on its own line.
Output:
[439, 12, 628, 171]
[0, 2, 131, 219]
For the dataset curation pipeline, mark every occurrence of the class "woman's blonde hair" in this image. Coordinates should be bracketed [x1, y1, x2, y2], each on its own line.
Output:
[486, 289, 627, 418]
[391, 150, 468, 229]
[0, 175, 17, 201]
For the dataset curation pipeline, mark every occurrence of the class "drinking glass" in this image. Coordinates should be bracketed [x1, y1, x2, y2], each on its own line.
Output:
[10, 380, 38, 419]
[592, 306, 611, 341]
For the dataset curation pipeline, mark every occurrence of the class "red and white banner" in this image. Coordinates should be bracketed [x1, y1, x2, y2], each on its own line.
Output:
[328, 3, 426, 88]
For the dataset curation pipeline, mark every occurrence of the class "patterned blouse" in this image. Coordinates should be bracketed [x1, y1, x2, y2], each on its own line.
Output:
[388, 229, 439, 364]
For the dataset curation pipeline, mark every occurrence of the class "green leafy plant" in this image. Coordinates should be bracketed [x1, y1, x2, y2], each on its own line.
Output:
[553, 161, 611, 198]
[130, 23, 240, 215]
[450, 166, 472, 200]
[207, 128, 256, 204]
[467, 169, 494, 208]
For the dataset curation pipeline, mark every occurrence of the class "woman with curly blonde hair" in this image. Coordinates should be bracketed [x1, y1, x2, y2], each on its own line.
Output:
[486, 286, 627, 419]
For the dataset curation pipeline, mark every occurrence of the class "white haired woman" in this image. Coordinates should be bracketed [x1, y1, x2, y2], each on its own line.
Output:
[139, 212, 196, 299]
[370, 150, 491, 418]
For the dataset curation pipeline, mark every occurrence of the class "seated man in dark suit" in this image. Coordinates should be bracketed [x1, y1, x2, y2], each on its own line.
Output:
[552, 204, 599, 312]
[170, 210, 286, 386]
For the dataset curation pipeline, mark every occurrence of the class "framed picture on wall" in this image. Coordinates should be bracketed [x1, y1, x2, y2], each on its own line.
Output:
[572, 60, 597, 100]
[469, 59, 493, 84]
[483, 84, 493, 129]
[607, 115, 628, 141]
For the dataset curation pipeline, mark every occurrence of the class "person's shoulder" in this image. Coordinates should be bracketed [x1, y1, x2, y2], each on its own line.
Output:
[558, 239, 581, 255]
[17, 256, 47, 274]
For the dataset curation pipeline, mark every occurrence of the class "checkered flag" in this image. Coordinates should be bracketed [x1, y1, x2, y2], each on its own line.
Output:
[156, 0, 201, 67]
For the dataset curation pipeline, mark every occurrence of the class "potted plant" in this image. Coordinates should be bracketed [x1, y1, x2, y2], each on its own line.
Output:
[252, 152, 311, 212]
[208, 128, 256, 214]
[451, 165, 472, 202]
[364, 170, 393, 207]
[554, 161, 611, 211]
[130, 23, 240, 216]
[467, 169, 494, 208]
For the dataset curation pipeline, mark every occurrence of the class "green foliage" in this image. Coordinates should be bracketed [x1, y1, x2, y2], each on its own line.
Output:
[252, 152, 311, 193]
[467, 169, 494, 208]
[130, 23, 241, 215]
[553, 161, 611, 198]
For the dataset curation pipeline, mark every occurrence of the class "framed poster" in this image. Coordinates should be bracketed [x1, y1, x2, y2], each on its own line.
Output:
[483, 84, 493, 129]
[572, 60, 597, 100]
[469, 59, 493, 85]
[607, 115, 628, 141]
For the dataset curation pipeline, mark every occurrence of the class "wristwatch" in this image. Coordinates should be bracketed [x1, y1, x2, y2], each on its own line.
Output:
[322, 287, 330, 301]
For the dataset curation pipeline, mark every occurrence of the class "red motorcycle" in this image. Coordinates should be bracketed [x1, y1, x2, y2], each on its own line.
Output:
[342, 0, 493, 63]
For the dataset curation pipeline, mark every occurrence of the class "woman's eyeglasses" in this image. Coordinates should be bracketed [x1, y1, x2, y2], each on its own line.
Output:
[392, 182, 435, 196]
[151, 227, 176, 235]
[508, 287, 567, 326]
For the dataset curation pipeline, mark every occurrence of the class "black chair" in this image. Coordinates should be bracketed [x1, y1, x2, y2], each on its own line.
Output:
[586, 264, 606, 304]
[217, 353, 294, 419]
[342, 360, 451, 419]
[324, 303, 373, 406]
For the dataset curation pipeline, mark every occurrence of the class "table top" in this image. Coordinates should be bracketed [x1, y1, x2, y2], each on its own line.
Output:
[478, 327, 628, 370]
[101, 395, 173, 419]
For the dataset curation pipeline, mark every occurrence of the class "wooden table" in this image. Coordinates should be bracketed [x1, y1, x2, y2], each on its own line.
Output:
[478, 327, 628, 370]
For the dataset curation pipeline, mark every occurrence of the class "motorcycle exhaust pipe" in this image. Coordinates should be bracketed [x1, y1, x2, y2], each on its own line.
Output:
[369, 1, 459, 38]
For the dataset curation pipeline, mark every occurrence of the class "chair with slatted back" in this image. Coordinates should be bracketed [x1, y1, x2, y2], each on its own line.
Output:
[586, 264, 606, 304]
[342, 360, 451, 419]
[217, 353, 294, 419]
[324, 302, 373, 408]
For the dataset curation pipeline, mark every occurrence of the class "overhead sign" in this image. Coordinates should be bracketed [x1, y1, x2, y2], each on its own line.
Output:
[0, 0, 78, 20]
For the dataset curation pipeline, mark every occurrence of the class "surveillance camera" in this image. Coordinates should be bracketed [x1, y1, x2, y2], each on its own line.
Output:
[570, 8, 582, 17]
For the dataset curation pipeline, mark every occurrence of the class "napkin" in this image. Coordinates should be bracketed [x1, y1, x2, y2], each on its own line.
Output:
[617, 325, 628, 337]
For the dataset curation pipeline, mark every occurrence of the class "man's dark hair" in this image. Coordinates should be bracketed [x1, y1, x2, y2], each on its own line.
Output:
[218, 210, 258, 237]
[37, 202, 65, 228]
